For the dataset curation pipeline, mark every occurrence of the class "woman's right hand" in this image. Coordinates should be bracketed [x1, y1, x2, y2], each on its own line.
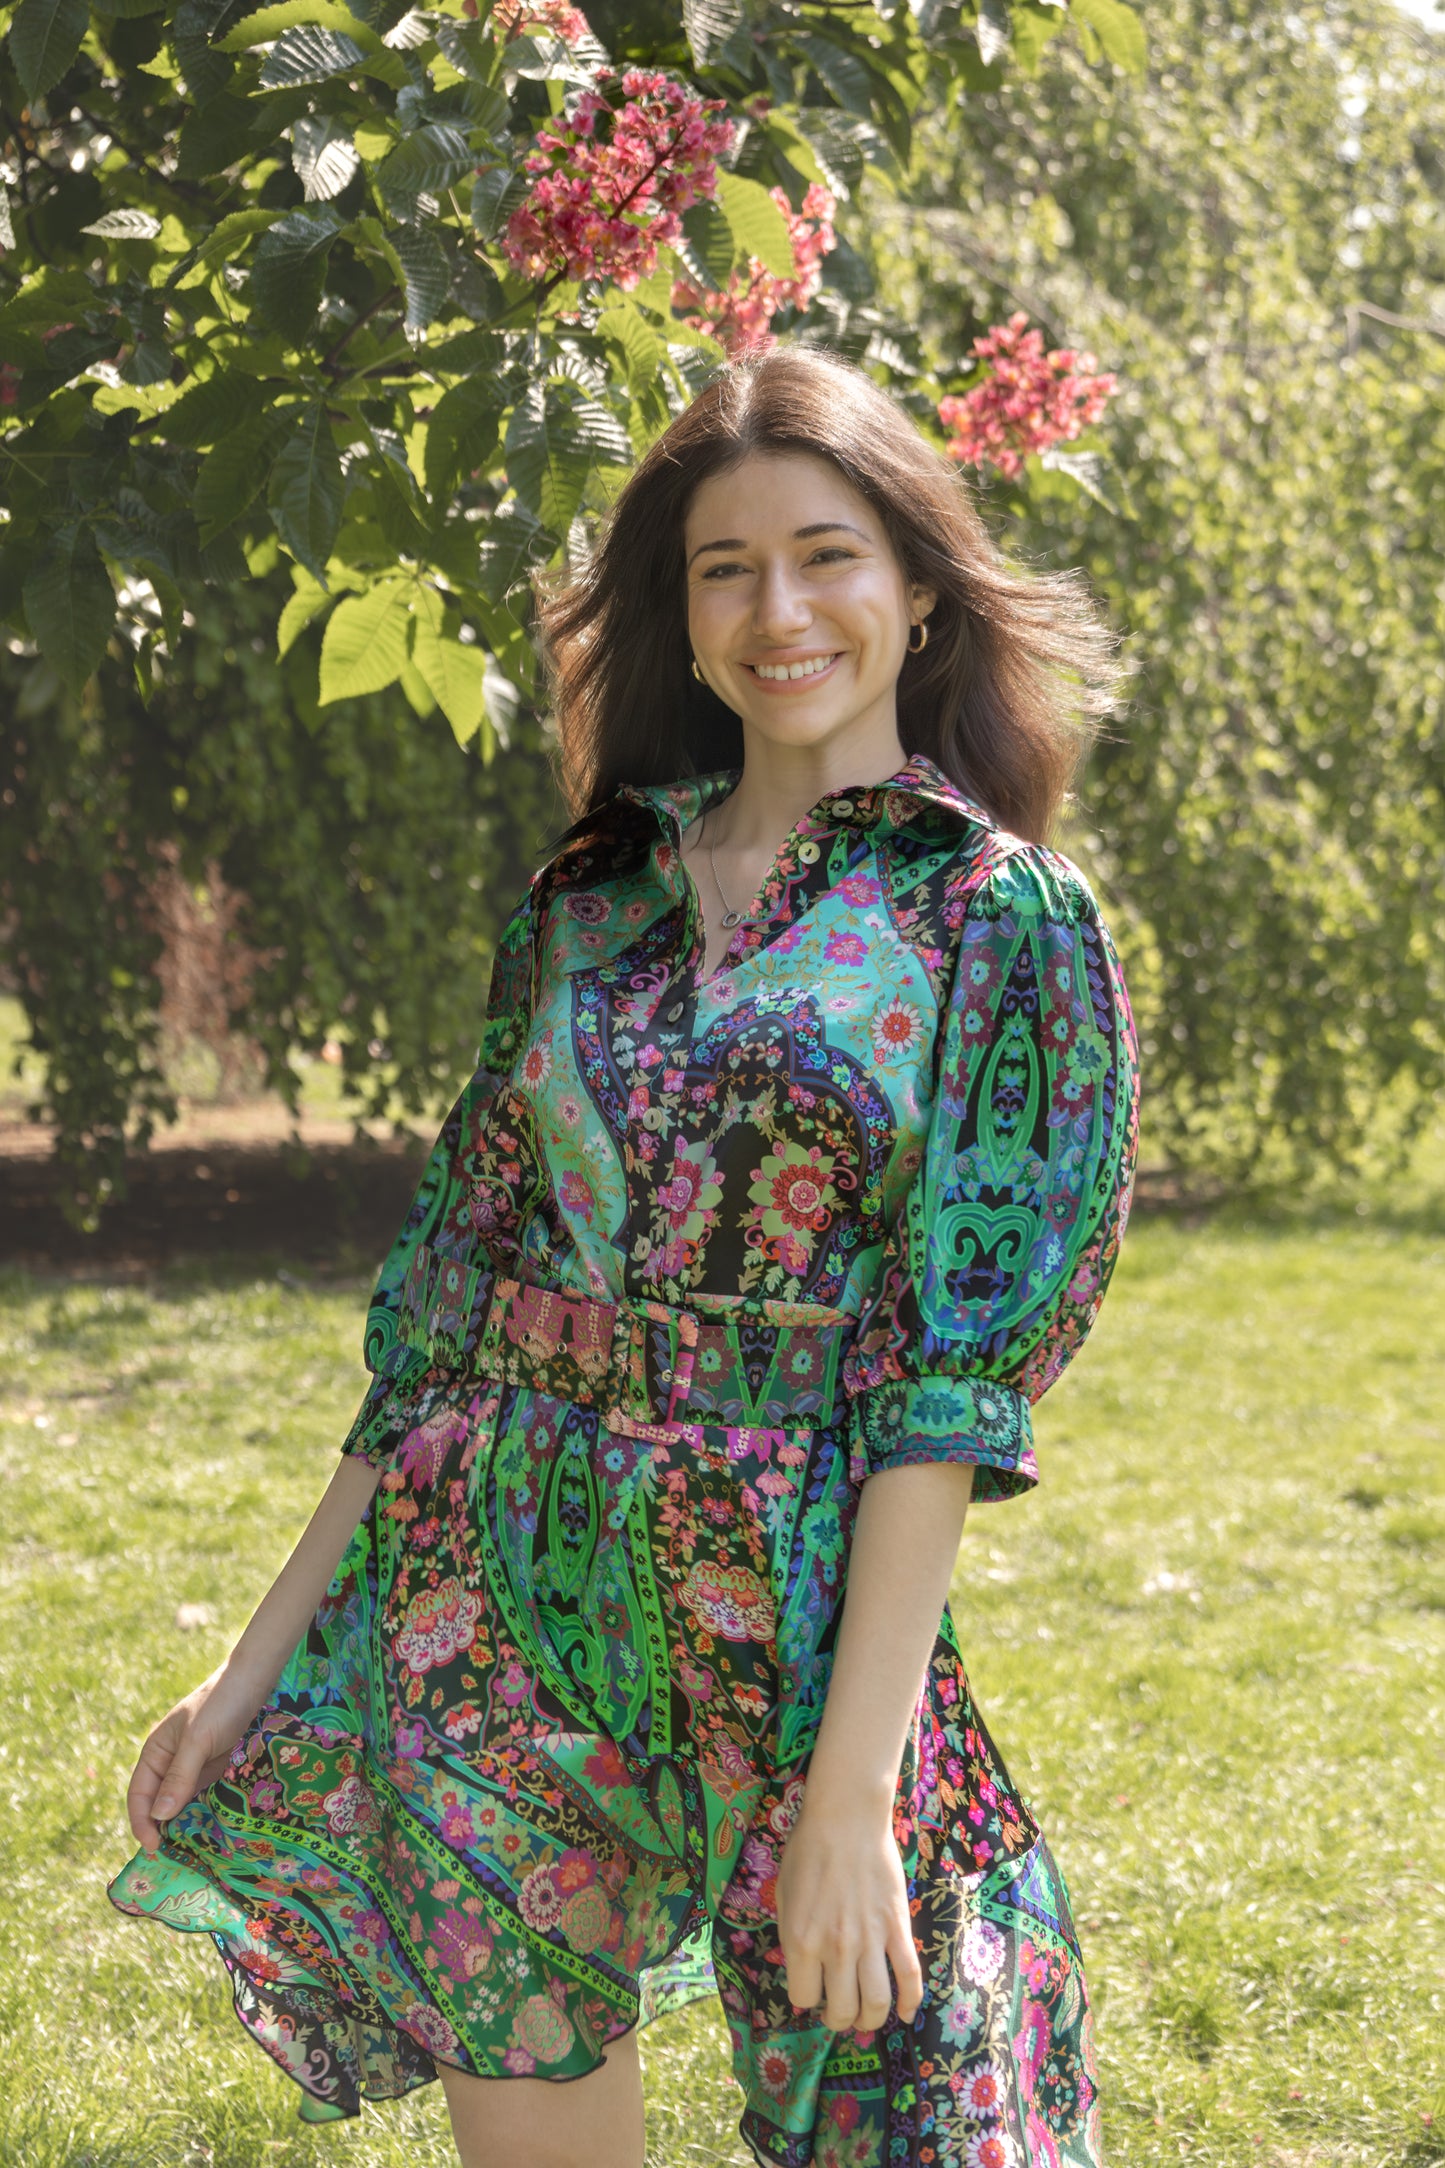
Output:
[126, 1660, 268, 1855]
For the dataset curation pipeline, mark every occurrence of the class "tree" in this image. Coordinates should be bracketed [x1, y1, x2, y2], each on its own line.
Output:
[884, 0, 1445, 1180]
[0, 0, 1140, 712]
[0, 0, 1143, 1218]
[0, 575, 556, 1223]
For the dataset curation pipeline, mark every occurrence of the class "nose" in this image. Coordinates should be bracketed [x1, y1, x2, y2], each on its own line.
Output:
[750, 557, 812, 641]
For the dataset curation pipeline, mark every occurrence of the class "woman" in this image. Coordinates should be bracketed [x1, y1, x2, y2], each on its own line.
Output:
[110, 348, 1139, 2168]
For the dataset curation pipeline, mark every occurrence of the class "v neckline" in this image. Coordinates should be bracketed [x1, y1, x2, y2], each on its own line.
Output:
[679, 786, 866, 994]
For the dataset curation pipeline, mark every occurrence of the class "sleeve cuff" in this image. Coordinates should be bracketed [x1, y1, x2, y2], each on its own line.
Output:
[339, 1347, 433, 1470]
[848, 1374, 1038, 1501]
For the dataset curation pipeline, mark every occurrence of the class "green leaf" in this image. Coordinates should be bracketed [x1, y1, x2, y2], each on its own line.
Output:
[268, 403, 344, 581]
[393, 223, 452, 332]
[0, 267, 102, 332]
[797, 34, 875, 119]
[249, 206, 344, 342]
[22, 526, 116, 694]
[682, 0, 744, 68]
[159, 371, 266, 449]
[789, 109, 871, 199]
[1037, 445, 1129, 514]
[375, 123, 474, 211]
[256, 23, 366, 86]
[220, 0, 367, 45]
[276, 565, 335, 655]
[1068, 0, 1145, 74]
[431, 14, 492, 78]
[173, 0, 234, 106]
[973, 0, 1012, 64]
[503, 29, 598, 84]
[8, 0, 88, 101]
[476, 499, 545, 605]
[410, 585, 483, 744]
[80, 208, 163, 241]
[595, 304, 662, 396]
[470, 165, 527, 243]
[195, 411, 293, 540]
[398, 653, 438, 717]
[170, 207, 284, 288]
[318, 580, 410, 701]
[505, 381, 630, 536]
[680, 199, 735, 289]
[292, 115, 360, 201]
[424, 375, 507, 500]
[1011, 1, 1068, 71]
[175, 92, 277, 179]
[715, 171, 793, 279]
[482, 654, 518, 755]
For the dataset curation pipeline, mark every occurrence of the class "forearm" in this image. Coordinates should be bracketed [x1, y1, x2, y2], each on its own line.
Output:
[224, 1451, 382, 1700]
[804, 1460, 974, 1820]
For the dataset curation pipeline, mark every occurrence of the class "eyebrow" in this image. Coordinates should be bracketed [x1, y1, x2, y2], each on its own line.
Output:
[686, 521, 870, 567]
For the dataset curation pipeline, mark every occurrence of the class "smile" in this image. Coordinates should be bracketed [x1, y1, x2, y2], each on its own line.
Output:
[745, 653, 841, 683]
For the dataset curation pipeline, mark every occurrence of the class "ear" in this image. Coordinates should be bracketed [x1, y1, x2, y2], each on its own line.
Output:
[909, 582, 939, 624]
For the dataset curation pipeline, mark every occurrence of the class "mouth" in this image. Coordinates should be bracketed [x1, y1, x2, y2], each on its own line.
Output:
[743, 652, 842, 687]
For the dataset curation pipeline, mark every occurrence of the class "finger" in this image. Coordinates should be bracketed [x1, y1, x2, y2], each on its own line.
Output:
[854, 1945, 894, 2034]
[148, 1729, 211, 1830]
[822, 1951, 862, 2033]
[784, 1945, 824, 2015]
[888, 1914, 925, 2025]
[127, 1732, 178, 1852]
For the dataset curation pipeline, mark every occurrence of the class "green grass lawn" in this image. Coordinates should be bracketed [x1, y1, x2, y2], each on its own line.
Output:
[1, 1183, 1442, 2167]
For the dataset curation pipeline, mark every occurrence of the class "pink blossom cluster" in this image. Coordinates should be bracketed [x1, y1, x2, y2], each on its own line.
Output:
[0, 363, 19, 408]
[487, 0, 592, 44]
[937, 312, 1117, 479]
[672, 182, 837, 357]
[502, 70, 734, 290]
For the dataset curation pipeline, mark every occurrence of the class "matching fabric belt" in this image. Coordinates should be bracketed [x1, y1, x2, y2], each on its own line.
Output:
[396, 1241, 851, 1444]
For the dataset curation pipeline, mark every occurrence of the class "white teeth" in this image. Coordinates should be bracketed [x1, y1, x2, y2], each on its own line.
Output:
[752, 654, 836, 681]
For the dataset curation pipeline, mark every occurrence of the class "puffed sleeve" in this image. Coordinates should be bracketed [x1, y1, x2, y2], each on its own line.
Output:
[338, 882, 536, 1467]
[842, 839, 1140, 1501]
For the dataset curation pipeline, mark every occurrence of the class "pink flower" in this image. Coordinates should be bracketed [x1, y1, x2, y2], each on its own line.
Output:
[503, 71, 734, 290]
[490, 0, 591, 43]
[938, 313, 1117, 479]
[673, 182, 837, 356]
[824, 929, 866, 965]
[0, 364, 20, 408]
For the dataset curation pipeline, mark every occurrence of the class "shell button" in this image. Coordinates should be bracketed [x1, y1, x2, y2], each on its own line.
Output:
[666, 1001, 686, 1023]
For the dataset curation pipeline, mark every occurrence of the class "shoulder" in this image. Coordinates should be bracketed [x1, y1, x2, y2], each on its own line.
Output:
[923, 796, 1106, 938]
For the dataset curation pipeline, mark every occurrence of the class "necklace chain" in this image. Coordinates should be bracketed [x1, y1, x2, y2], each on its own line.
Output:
[705, 809, 760, 930]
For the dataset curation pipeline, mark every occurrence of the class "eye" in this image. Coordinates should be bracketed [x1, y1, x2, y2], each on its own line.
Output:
[698, 559, 747, 580]
[808, 547, 857, 566]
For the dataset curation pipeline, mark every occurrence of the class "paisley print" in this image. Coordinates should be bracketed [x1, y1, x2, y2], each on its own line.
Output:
[109, 756, 1139, 2165]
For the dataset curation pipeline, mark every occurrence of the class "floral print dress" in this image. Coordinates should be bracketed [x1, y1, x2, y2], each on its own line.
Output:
[109, 754, 1140, 2168]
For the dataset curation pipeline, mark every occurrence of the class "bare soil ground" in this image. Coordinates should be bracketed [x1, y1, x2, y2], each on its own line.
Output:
[0, 1102, 433, 1274]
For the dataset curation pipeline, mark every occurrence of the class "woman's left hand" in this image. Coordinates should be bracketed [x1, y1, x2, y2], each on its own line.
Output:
[775, 1792, 923, 2032]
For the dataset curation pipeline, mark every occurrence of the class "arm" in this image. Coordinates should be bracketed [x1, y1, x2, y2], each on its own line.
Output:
[126, 1452, 382, 1855]
[776, 1460, 974, 2031]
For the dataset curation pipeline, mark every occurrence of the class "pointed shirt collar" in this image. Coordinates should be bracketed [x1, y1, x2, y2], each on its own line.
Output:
[616, 753, 998, 847]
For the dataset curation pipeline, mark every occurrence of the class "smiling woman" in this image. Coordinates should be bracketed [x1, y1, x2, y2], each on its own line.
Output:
[541, 347, 1124, 844]
[109, 348, 1139, 2168]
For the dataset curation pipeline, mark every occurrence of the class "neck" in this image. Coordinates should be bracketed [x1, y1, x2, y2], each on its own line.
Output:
[714, 721, 908, 850]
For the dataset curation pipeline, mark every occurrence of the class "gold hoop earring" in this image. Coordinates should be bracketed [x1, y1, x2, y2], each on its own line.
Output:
[691, 658, 704, 682]
[907, 619, 929, 655]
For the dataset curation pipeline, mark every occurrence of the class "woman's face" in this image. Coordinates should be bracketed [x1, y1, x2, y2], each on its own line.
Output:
[683, 450, 935, 763]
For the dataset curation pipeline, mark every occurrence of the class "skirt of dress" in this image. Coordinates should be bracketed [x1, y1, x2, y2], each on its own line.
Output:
[108, 1369, 1102, 2168]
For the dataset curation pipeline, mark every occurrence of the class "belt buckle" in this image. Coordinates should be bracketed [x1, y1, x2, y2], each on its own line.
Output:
[606, 1300, 699, 1442]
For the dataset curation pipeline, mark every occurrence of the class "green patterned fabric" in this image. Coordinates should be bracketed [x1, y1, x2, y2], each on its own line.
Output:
[110, 757, 1139, 2167]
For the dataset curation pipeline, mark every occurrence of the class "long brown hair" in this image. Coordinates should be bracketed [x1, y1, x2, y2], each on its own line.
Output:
[537, 347, 1122, 844]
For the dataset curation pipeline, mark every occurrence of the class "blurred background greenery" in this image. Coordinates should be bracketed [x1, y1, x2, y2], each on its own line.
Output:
[3, 0, 1443, 1218]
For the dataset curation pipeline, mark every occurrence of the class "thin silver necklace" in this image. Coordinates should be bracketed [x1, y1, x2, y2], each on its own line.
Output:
[705, 809, 763, 929]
